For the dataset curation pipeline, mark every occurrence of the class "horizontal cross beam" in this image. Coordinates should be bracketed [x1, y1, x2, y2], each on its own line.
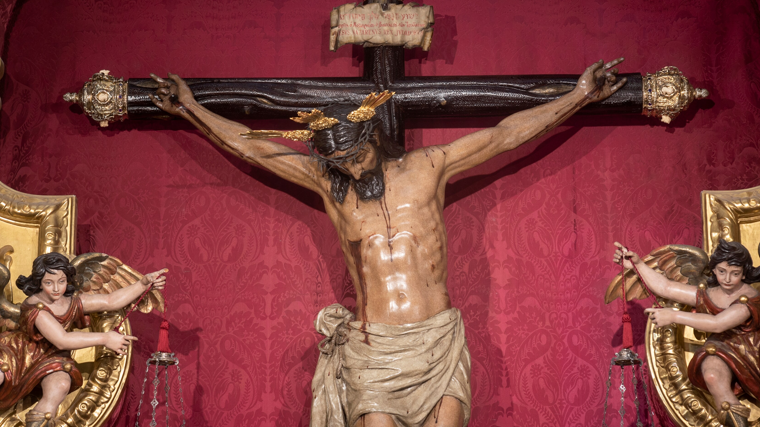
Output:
[124, 73, 643, 120]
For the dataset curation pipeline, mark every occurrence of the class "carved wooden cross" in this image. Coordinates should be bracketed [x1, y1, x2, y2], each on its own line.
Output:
[65, 0, 705, 148]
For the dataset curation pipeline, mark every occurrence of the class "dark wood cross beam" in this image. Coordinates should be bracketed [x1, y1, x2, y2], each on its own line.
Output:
[68, 0, 703, 147]
[125, 46, 640, 149]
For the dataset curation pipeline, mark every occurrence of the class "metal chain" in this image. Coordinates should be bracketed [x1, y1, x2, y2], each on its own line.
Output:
[601, 359, 614, 427]
[632, 364, 643, 427]
[164, 366, 171, 427]
[150, 362, 160, 427]
[618, 365, 626, 427]
[176, 357, 187, 427]
[135, 359, 152, 427]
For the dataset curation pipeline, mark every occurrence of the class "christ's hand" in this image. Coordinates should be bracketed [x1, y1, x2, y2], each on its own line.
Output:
[149, 73, 195, 116]
[575, 58, 627, 103]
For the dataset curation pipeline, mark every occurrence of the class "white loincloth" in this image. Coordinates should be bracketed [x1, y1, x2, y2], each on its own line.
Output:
[310, 304, 471, 427]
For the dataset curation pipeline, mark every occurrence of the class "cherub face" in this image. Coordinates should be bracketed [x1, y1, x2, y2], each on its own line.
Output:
[712, 261, 745, 291]
[40, 270, 67, 303]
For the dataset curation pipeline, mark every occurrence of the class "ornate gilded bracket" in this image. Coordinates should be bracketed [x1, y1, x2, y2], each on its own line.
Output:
[0, 180, 76, 258]
[642, 66, 709, 124]
[63, 70, 127, 127]
[646, 301, 722, 427]
[702, 187, 760, 260]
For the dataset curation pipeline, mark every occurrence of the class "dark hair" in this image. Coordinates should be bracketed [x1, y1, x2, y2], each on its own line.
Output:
[311, 104, 404, 203]
[16, 252, 78, 297]
[706, 239, 760, 286]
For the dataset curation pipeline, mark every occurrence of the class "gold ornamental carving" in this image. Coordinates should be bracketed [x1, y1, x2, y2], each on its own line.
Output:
[639, 185, 760, 427]
[63, 70, 127, 127]
[642, 66, 709, 124]
[0, 181, 135, 427]
[702, 187, 760, 265]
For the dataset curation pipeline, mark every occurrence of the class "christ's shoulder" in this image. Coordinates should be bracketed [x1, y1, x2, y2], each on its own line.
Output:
[391, 146, 448, 176]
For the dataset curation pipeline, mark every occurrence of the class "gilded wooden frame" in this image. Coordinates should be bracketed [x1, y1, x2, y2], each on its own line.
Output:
[646, 185, 760, 427]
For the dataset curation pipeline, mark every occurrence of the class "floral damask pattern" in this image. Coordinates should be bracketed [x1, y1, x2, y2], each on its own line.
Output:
[1, 1, 759, 426]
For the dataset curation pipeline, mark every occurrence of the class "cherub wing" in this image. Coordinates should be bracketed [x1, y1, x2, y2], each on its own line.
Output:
[71, 253, 165, 313]
[605, 244, 709, 304]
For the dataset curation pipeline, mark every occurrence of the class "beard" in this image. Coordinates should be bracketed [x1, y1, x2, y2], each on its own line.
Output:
[352, 161, 385, 201]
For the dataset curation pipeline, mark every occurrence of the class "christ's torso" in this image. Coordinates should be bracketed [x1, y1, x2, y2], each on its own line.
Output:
[323, 148, 450, 325]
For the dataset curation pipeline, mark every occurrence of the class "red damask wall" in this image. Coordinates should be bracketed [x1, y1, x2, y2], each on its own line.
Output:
[1, 1, 759, 426]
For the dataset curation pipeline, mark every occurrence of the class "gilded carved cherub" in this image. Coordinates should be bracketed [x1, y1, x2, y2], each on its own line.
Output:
[0, 251, 166, 427]
[608, 240, 760, 427]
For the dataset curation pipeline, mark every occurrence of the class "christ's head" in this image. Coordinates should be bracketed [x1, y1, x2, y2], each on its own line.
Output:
[310, 104, 404, 203]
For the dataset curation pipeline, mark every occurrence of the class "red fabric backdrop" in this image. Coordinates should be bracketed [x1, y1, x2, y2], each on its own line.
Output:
[1, 1, 759, 426]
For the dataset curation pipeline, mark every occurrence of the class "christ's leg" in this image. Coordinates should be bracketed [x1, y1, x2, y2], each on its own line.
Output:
[350, 396, 464, 427]
[34, 371, 71, 415]
[353, 413, 397, 427]
[701, 355, 740, 405]
[422, 396, 464, 427]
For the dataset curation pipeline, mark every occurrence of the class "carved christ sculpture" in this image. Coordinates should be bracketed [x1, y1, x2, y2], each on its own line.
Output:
[149, 58, 626, 427]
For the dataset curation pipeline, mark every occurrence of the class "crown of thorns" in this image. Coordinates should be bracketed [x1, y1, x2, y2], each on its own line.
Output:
[239, 91, 394, 143]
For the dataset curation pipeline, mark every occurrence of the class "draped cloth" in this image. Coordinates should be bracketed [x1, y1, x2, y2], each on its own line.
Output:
[0, 295, 89, 411]
[310, 304, 472, 427]
[687, 287, 760, 400]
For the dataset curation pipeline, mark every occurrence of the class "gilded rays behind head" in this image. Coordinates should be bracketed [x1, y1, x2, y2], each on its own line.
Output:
[239, 91, 395, 142]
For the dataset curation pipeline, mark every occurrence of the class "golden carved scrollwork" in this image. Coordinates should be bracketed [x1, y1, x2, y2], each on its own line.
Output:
[0, 181, 133, 427]
[702, 187, 760, 262]
[0, 181, 76, 257]
[646, 301, 721, 427]
[63, 70, 127, 127]
[642, 66, 709, 124]
[644, 185, 760, 427]
[52, 312, 131, 427]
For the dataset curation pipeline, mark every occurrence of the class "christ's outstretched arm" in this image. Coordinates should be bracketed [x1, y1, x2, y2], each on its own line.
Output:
[149, 73, 327, 195]
[437, 58, 627, 183]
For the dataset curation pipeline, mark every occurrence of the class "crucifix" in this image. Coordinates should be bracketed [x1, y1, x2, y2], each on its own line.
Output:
[64, 0, 707, 145]
[63, 2, 709, 427]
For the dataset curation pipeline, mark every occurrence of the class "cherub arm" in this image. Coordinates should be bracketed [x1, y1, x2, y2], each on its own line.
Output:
[35, 311, 136, 355]
[645, 304, 751, 333]
[613, 242, 698, 306]
[438, 58, 627, 182]
[149, 73, 326, 195]
[80, 268, 167, 314]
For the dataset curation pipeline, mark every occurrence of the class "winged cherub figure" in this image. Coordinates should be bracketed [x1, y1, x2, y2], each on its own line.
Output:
[610, 240, 760, 427]
[0, 252, 166, 427]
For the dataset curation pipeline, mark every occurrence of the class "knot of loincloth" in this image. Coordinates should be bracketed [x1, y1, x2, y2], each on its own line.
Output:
[318, 320, 350, 356]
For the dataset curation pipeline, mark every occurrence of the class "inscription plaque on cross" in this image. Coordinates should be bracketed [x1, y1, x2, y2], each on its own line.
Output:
[64, 0, 708, 148]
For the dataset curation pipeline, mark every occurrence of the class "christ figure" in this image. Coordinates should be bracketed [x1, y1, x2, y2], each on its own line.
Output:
[149, 58, 626, 427]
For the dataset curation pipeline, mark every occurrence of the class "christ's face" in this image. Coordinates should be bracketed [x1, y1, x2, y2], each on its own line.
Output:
[40, 270, 67, 303]
[712, 261, 745, 292]
[330, 144, 379, 181]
